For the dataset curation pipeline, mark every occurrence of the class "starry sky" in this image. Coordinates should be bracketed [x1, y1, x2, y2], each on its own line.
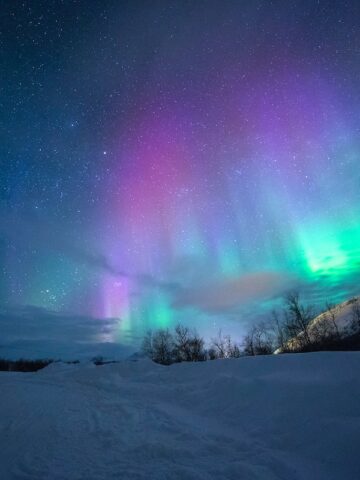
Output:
[1, 0, 360, 350]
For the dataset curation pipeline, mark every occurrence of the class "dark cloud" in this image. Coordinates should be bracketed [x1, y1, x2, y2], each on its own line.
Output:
[0, 305, 135, 360]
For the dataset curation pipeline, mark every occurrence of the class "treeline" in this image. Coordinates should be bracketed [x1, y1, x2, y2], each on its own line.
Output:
[0, 358, 53, 372]
[142, 324, 242, 365]
[142, 293, 360, 365]
[0, 358, 81, 372]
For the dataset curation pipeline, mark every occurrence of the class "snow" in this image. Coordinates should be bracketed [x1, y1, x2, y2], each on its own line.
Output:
[310, 296, 359, 332]
[0, 352, 359, 479]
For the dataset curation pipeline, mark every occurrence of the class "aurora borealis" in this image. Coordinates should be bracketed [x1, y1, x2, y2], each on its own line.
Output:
[1, 1, 360, 348]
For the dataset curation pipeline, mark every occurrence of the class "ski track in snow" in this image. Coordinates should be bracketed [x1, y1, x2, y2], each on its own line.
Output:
[0, 352, 360, 479]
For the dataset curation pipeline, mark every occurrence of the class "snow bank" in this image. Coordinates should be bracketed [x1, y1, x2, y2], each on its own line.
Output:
[0, 352, 359, 479]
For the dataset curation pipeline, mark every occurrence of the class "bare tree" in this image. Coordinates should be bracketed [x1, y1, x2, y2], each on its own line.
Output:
[243, 327, 256, 356]
[226, 336, 241, 358]
[210, 330, 241, 358]
[283, 291, 314, 349]
[243, 323, 273, 356]
[257, 321, 274, 354]
[172, 324, 206, 362]
[210, 330, 228, 358]
[142, 329, 174, 365]
[173, 324, 191, 362]
[270, 310, 287, 352]
[187, 334, 207, 361]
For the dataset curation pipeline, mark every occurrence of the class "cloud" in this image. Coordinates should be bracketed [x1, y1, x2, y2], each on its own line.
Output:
[0, 305, 136, 360]
[172, 271, 297, 314]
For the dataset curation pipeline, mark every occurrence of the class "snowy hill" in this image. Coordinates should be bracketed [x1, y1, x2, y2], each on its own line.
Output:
[309, 296, 360, 333]
[0, 353, 359, 479]
[275, 296, 360, 353]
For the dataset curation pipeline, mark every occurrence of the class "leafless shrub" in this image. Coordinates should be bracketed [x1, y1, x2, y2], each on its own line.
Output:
[173, 324, 191, 362]
[142, 329, 174, 365]
[210, 330, 227, 358]
[142, 325, 207, 365]
[187, 334, 207, 361]
[210, 330, 241, 359]
[243, 323, 273, 356]
[283, 291, 314, 349]
[207, 347, 218, 360]
[172, 324, 207, 362]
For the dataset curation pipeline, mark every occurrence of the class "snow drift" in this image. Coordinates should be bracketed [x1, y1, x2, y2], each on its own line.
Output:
[0, 352, 359, 479]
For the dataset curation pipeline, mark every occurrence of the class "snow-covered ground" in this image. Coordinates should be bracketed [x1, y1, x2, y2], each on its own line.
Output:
[0, 353, 359, 480]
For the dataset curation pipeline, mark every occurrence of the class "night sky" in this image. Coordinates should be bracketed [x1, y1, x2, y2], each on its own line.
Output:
[1, 1, 360, 350]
